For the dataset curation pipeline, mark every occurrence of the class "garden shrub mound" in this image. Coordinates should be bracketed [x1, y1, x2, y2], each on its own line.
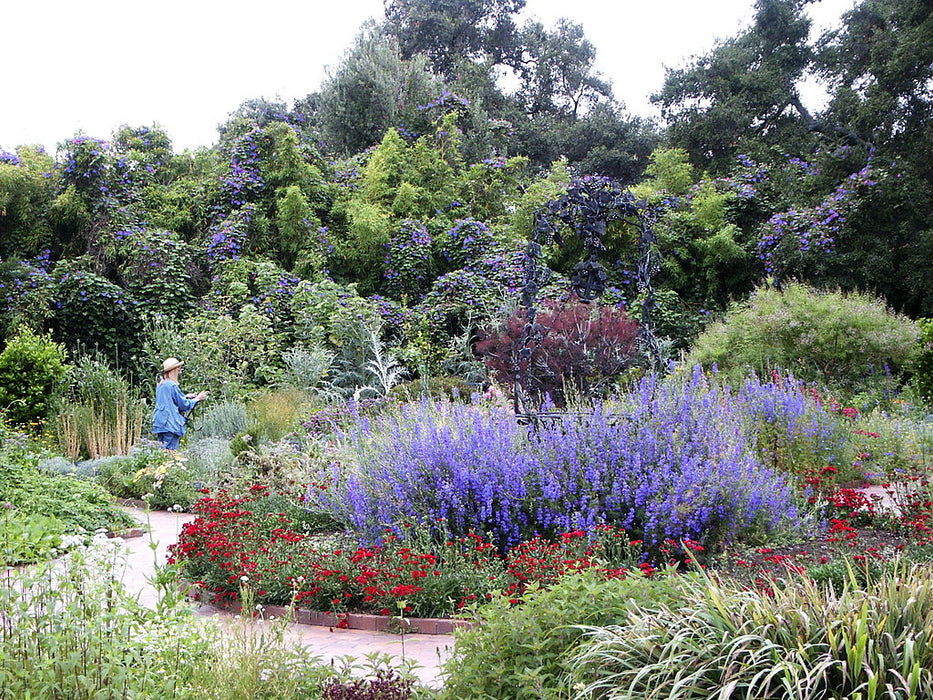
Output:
[310, 367, 801, 550]
[439, 568, 694, 700]
[688, 282, 920, 399]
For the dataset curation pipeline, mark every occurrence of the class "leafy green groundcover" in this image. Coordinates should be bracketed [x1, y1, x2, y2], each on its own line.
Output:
[0, 444, 135, 564]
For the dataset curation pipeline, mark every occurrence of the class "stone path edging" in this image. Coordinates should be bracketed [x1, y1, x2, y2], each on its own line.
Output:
[184, 586, 473, 634]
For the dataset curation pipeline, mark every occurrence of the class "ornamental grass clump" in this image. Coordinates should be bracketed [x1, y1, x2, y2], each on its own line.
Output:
[568, 563, 933, 699]
[312, 367, 798, 551]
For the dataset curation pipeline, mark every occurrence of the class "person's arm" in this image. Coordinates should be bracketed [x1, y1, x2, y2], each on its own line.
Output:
[170, 383, 199, 413]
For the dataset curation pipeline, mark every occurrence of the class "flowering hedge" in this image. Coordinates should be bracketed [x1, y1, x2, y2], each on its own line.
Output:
[309, 368, 800, 550]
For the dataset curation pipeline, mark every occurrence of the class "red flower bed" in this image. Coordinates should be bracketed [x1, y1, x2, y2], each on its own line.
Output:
[169, 485, 647, 619]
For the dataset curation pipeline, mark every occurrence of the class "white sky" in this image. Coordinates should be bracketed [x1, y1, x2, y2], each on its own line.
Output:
[1, 0, 856, 155]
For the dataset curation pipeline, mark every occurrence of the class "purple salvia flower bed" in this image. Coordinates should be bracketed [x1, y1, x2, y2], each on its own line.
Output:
[309, 367, 824, 551]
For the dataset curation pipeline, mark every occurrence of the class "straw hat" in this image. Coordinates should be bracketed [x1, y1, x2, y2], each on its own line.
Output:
[161, 357, 184, 374]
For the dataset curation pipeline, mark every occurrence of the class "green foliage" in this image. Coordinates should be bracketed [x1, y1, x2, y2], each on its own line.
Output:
[0, 255, 55, 341]
[0, 533, 397, 698]
[112, 124, 173, 189]
[49, 183, 92, 251]
[56, 352, 145, 459]
[318, 22, 443, 155]
[276, 184, 323, 272]
[385, 0, 524, 80]
[0, 536, 216, 697]
[113, 228, 199, 323]
[688, 282, 921, 396]
[567, 564, 933, 699]
[0, 326, 69, 428]
[209, 258, 298, 338]
[0, 442, 134, 541]
[141, 147, 220, 238]
[391, 375, 476, 402]
[510, 157, 570, 238]
[289, 278, 381, 349]
[279, 345, 337, 397]
[0, 510, 66, 565]
[441, 569, 690, 700]
[146, 307, 283, 400]
[636, 147, 695, 196]
[191, 400, 249, 441]
[631, 148, 756, 312]
[246, 390, 307, 443]
[96, 448, 200, 510]
[515, 18, 612, 119]
[912, 318, 933, 405]
[0, 148, 55, 258]
[654, 0, 816, 173]
[49, 260, 145, 375]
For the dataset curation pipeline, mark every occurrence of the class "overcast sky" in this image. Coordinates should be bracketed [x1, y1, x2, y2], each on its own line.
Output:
[1, 0, 855, 155]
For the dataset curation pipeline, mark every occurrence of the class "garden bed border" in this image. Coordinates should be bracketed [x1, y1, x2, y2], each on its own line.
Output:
[185, 586, 474, 635]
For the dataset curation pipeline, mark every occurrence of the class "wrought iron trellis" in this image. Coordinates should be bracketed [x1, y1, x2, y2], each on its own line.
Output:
[513, 177, 661, 419]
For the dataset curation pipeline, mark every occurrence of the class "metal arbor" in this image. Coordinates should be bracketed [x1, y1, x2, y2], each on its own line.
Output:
[513, 176, 661, 417]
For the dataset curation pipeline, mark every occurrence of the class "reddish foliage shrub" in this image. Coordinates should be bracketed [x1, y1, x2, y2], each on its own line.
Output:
[476, 300, 639, 406]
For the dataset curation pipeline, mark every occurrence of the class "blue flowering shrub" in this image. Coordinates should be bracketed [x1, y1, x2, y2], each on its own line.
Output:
[49, 261, 145, 375]
[0, 253, 55, 340]
[383, 219, 432, 300]
[310, 367, 802, 551]
[113, 228, 198, 323]
[0, 146, 56, 259]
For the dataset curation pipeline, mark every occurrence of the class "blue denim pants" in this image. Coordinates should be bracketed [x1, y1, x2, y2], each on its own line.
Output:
[156, 432, 181, 451]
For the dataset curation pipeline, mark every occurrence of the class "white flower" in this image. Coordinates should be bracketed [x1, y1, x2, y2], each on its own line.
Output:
[240, 575, 249, 583]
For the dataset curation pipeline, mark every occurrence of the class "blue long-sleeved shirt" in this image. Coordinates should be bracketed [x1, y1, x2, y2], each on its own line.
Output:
[152, 379, 197, 436]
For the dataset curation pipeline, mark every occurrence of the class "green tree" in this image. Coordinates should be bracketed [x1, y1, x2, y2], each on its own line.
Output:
[0, 147, 56, 258]
[317, 22, 443, 155]
[515, 19, 612, 120]
[654, 0, 818, 172]
[384, 0, 525, 80]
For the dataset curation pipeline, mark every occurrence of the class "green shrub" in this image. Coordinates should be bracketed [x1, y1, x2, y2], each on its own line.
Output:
[568, 565, 933, 699]
[247, 389, 307, 443]
[0, 326, 69, 428]
[688, 282, 920, 398]
[184, 437, 236, 484]
[56, 353, 145, 459]
[96, 446, 200, 510]
[279, 344, 337, 397]
[440, 569, 691, 700]
[912, 317, 933, 406]
[190, 399, 249, 440]
[49, 263, 145, 376]
[145, 307, 282, 400]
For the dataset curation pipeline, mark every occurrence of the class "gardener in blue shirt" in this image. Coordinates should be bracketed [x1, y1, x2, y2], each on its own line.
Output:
[152, 357, 208, 451]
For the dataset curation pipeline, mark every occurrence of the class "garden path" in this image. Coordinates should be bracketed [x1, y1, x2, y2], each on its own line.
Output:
[118, 508, 452, 688]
